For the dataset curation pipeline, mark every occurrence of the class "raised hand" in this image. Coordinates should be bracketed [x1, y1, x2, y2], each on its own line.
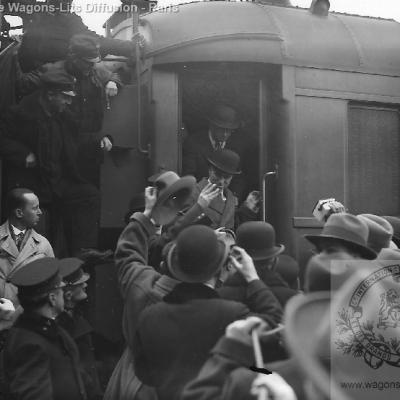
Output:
[197, 183, 221, 209]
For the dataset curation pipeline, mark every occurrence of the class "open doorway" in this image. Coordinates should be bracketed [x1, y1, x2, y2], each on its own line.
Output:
[179, 63, 261, 203]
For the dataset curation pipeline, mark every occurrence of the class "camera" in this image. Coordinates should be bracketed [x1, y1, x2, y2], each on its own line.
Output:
[312, 198, 346, 222]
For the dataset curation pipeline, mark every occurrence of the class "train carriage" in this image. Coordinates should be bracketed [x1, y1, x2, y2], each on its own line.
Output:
[102, 1, 400, 268]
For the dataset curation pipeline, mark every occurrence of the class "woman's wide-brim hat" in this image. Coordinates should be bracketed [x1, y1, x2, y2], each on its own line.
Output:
[167, 225, 229, 283]
[207, 149, 241, 176]
[151, 171, 196, 226]
[207, 104, 240, 130]
[304, 213, 377, 260]
[236, 221, 284, 261]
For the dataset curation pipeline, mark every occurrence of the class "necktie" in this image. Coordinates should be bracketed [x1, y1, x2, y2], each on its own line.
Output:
[15, 232, 25, 251]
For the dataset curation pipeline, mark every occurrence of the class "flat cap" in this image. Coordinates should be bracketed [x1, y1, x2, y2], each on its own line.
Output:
[10, 258, 65, 298]
[59, 258, 90, 286]
[40, 68, 76, 96]
[69, 34, 101, 63]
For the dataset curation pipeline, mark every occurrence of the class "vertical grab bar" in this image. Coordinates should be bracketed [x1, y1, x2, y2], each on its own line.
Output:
[262, 164, 278, 222]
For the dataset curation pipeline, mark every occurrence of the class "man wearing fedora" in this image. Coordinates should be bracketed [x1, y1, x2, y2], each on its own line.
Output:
[3, 258, 87, 400]
[58, 258, 102, 400]
[104, 174, 197, 400]
[304, 213, 377, 260]
[180, 149, 241, 231]
[219, 221, 298, 308]
[133, 224, 283, 400]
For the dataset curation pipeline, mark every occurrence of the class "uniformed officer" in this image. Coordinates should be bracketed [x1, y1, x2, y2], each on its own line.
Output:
[3, 257, 87, 400]
[58, 257, 102, 400]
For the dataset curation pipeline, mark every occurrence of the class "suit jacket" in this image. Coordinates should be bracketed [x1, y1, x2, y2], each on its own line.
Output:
[182, 178, 236, 230]
[181, 336, 307, 400]
[104, 212, 179, 400]
[0, 221, 54, 306]
[134, 281, 283, 400]
[4, 313, 87, 400]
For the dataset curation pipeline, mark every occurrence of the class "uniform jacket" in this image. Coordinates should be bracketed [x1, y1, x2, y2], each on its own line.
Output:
[0, 221, 54, 308]
[57, 310, 102, 400]
[104, 212, 179, 400]
[134, 281, 283, 400]
[0, 92, 86, 202]
[182, 178, 236, 230]
[181, 336, 306, 400]
[4, 313, 87, 400]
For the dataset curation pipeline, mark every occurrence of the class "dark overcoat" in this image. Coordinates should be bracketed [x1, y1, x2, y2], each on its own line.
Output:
[3, 313, 87, 400]
[134, 281, 283, 400]
[0, 91, 85, 203]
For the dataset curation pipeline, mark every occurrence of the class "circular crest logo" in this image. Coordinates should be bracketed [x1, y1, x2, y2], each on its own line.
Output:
[335, 264, 400, 369]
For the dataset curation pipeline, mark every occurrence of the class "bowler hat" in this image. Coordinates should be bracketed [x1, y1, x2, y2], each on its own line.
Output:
[304, 213, 377, 260]
[208, 104, 240, 130]
[236, 221, 284, 261]
[357, 214, 393, 253]
[69, 34, 101, 63]
[207, 149, 241, 176]
[167, 225, 228, 283]
[11, 257, 65, 299]
[40, 68, 76, 96]
[59, 258, 90, 286]
[151, 171, 196, 226]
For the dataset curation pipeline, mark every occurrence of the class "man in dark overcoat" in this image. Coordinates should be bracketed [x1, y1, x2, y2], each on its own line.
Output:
[133, 225, 283, 400]
[0, 68, 100, 256]
[3, 257, 87, 400]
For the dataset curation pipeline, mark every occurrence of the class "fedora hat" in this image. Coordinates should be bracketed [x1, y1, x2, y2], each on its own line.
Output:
[383, 216, 400, 247]
[357, 214, 393, 253]
[167, 225, 228, 283]
[151, 171, 196, 226]
[207, 149, 241, 176]
[304, 213, 377, 260]
[208, 104, 240, 130]
[236, 221, 284, 261]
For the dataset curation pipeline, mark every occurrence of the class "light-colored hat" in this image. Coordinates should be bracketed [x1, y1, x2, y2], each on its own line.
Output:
[357, 214, 393, 253]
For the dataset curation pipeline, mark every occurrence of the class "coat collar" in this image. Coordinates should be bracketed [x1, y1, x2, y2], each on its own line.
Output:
[163, 282, 220, 304]
[15, 312, 60, 341]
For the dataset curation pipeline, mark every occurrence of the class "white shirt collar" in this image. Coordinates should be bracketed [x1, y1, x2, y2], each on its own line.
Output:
[11, 225, 26, 236]
[208, 130, 226, 150]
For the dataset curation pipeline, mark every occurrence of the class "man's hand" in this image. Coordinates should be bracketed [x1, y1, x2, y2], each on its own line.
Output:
[105, 81, 118, 97]
[228, 246, 259, 283]
[0, 298, 15, 321]
[25, 152, 37, 168]
[143, 186, 157, 218]
[251, 373, 297, 400]
[197, 183, 221, 209]
[100, 136, 113, 152]
[226, 317, 269, 346]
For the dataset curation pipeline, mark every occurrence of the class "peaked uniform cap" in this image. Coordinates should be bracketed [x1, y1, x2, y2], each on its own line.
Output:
[40, 68, 77, 96]
[10, 257, 65, 298]
[59, 258, 90, 286]
[69, 34, 101, 63]
[304, 213, 377, 260]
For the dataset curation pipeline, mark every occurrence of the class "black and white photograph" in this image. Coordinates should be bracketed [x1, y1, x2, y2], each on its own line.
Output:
[0, 0, 400, 399]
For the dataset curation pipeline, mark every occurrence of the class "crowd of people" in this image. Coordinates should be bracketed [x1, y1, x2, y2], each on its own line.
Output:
[1, 1, 400, 400]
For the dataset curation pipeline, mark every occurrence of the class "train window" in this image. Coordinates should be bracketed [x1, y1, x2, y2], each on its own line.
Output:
[347, 104, 400, 215]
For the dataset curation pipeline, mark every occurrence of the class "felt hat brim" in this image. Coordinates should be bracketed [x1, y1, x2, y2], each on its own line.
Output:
[167, 240, 228, 283]
[208, 117, 240, 130]
[248, 244, 285, 261]
[304, 235, 377, 260]
[206, 157, 241, 176]
[154, 175, 196, 208]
